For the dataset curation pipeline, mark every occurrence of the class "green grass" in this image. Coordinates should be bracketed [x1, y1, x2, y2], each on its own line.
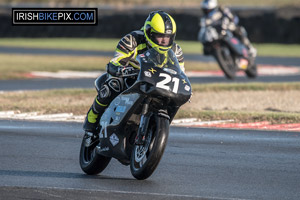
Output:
[176, 109, 300, 124]
[1, 87, 299, 124]
[0, 54, 109, 79]
[0, 38, 119, 51]
[0, 53, 220, 80]
[191, 82, 300, 92]
[1, 38, 300, 57]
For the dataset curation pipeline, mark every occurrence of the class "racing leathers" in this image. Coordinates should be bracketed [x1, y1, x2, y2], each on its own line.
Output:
[198, 6, 257, 57]
[83, 29, 185, 133]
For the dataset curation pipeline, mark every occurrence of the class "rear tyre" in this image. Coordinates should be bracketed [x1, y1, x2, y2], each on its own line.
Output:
[245, 63, 257, 78]
[79, 133, 111, 175]
[130, 115, 169, 180]
[214, 46, 237, 79]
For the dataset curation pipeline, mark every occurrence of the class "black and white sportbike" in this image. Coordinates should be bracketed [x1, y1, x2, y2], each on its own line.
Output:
[79, 48, 192, 180]
[199, 22, 257, 79]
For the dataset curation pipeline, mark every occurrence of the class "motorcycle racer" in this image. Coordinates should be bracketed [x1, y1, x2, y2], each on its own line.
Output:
[83, 11, 185, 135]
[198, 0, 257, 57]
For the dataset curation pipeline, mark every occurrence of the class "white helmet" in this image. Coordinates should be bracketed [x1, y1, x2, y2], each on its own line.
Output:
[201, 0, 218, 10]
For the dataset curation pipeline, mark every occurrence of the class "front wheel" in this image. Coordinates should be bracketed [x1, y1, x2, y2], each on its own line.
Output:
[130, 115, 169, 180]
[214, 46, 237, 79]
[79, 133, 111, 175]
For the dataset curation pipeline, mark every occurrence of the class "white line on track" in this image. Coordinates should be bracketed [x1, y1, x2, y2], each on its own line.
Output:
[0, 111, 231, 126]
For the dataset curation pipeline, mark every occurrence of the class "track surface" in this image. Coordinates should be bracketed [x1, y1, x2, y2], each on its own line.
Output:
[1, 120, 300, 200]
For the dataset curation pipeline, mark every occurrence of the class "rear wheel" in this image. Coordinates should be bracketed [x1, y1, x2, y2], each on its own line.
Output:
[79, 133, 111, 175]
[214, 46, 237, 79]
[130, 115, 169, 180]
[245, 62, 257, 78]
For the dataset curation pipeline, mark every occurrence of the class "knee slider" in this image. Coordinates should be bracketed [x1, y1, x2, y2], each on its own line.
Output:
[107, 78, 122, 92]
[99, 84, 111, 99]
[94, 73, 108, 92]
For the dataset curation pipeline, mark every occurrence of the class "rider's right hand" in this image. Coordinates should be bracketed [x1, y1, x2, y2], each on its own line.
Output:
[116, 66, 137, 77]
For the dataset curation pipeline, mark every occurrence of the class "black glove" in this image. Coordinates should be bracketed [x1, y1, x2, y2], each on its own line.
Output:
[116, 66, 137, 77]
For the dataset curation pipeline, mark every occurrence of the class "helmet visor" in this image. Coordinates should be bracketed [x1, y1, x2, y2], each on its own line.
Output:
[202, 8, 214, 15]
[150, 32, 175, 47]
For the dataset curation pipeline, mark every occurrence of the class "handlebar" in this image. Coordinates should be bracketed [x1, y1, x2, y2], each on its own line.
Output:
[117, 67, 139, 78]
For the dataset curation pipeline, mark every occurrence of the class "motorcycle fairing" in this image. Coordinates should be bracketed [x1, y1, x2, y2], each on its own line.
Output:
[97, 92, 145, 161]
[223, 36, 249, 58]
[135, 49, 192, 106]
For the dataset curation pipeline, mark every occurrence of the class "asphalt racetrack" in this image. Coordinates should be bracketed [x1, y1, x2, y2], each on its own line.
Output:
[1, 120, 300, 200]
[1, 46, 300, 200]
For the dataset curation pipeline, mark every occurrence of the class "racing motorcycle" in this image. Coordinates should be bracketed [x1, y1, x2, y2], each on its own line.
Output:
[198, 21, 257, 79]
[79, 48, 192, 180]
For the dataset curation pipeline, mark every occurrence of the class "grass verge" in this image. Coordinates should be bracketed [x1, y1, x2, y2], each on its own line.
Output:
[176, 110, 300, 124]
[0, 53, 218, 80]
[1, 83, 299, 124]
[0, 54, 109, 80]
[1, 38, 300, 57]
[191, 82, 300, 92]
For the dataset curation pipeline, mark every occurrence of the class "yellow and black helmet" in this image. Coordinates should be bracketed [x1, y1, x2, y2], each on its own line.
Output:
[144, 11, 176, 54]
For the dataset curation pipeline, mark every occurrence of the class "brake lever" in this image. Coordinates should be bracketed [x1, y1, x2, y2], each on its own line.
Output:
[120, 67, 138, 77]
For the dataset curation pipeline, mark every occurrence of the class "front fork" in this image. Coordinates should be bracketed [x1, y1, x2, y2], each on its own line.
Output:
[135, 98, 152, 145]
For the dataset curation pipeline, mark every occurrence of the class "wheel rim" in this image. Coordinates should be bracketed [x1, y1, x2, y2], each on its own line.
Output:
[133, 128, 154, 169]
[222, 48, 235, 71]
[82, 134, 98, 164]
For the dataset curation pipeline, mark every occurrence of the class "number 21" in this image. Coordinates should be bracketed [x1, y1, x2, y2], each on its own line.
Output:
[156, 73, 179, 93]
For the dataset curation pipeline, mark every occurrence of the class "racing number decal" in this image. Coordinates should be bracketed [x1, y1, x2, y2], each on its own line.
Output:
[156, 73, 180, 93]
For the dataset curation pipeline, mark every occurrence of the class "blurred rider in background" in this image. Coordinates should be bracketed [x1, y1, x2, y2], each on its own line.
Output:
[83, 10, 185, 136]
[198, 0, 257, 57]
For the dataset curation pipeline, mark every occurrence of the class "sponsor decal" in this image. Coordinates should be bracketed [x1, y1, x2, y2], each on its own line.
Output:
[115, 116, 120, 122]
[110, 133, 119, 146]
[12, 8, 97, 25]
[230, 38, 239, 45]
[242, 48, 248, 58]
[114, 96, 121, 105]
[184, 85, 191, 91]
[148, 68, 157, 74]
[182, 79, 187, 84]
[144, 71, 152, 77]
[116, 106, 126, 113]
[97, 146, 109, 152]
[121, 96, 133, 105]
[163, 68, 177, 75]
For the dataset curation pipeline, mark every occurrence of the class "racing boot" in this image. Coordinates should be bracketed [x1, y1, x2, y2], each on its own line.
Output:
[241, 36, 257, 58]
[83, 97, 108, 135]
[247, 44, 257, 58]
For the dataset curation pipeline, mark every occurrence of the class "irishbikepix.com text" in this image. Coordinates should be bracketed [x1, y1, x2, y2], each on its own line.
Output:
[12, 8, 98, 25]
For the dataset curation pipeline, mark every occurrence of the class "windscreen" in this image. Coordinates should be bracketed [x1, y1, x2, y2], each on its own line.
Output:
[138, 48, 180, 69]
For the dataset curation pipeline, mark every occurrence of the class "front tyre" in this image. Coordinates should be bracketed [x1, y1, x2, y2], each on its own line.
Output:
[214, 46, 237, 79]
[130, 115, 169, 180]
[79, 133, 111, 175]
